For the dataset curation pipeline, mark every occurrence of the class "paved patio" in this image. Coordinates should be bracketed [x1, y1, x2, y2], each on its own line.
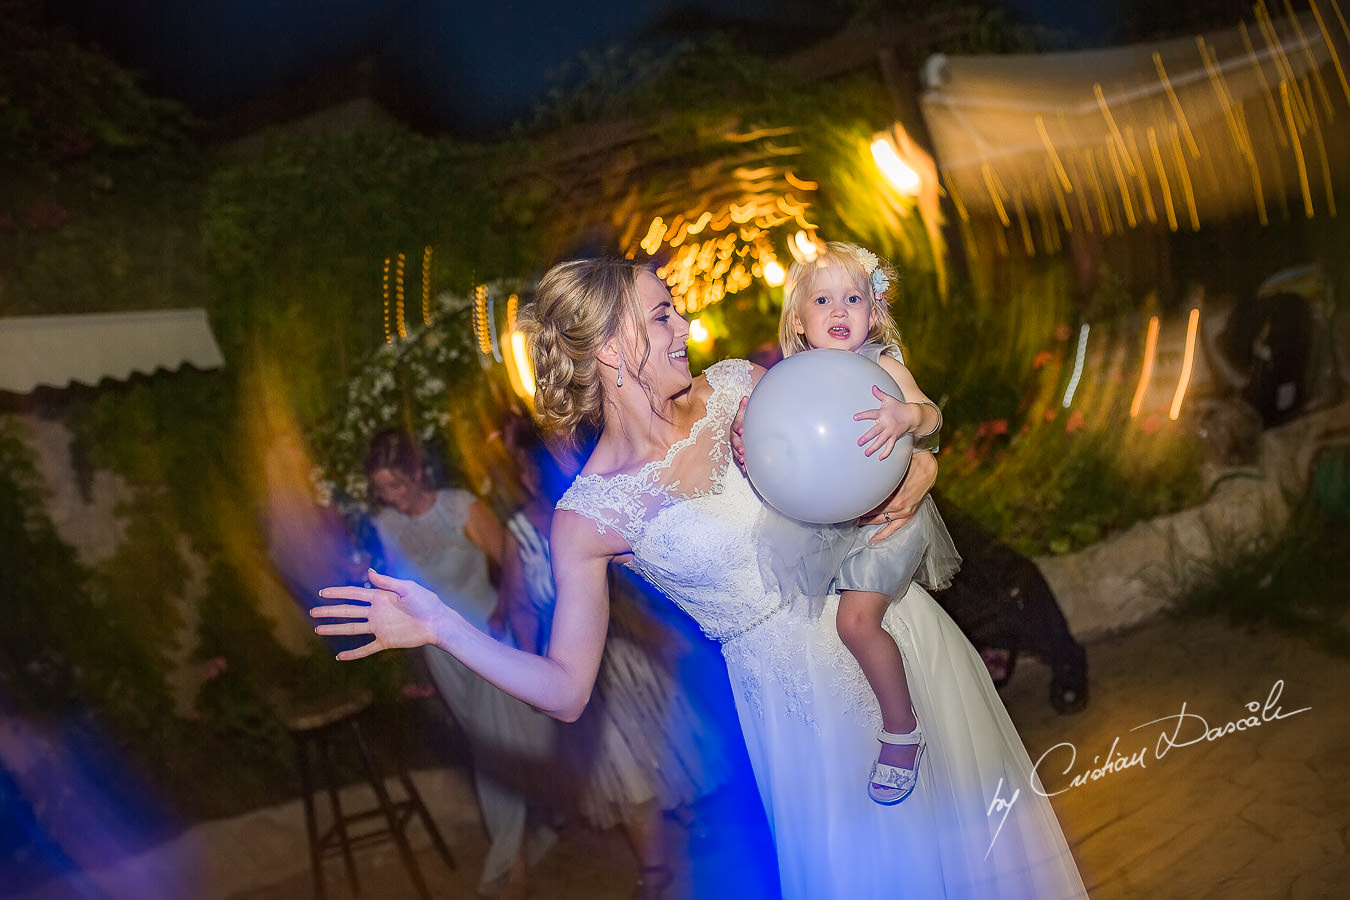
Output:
[222, 610, 1349, 900]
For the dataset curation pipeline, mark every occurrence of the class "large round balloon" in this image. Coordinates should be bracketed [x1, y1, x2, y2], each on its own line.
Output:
[742, 349, 913, 524]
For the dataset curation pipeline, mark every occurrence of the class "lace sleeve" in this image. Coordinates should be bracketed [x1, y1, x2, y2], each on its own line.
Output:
[704, 358, 754, 397]
[556, 475, 623, 535]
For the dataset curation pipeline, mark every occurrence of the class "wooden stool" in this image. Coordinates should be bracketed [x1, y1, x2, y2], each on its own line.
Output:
[283, 690, 455, 900]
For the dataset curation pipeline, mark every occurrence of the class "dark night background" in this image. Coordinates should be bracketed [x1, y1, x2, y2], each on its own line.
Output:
[40, 1, 1254, 137]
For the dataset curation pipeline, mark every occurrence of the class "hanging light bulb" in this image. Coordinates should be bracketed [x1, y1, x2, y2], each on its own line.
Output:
[762, 259, 785, 286]
[688, 316, 714, 349]
[871, 134, 921, 196]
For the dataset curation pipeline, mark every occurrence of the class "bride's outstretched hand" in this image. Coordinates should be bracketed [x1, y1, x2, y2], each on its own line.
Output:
[312, 569, 448, 661]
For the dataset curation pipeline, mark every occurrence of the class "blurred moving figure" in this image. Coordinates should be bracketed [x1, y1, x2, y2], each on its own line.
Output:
[366, 429, 558, 900]
[498, 414, 731, 899]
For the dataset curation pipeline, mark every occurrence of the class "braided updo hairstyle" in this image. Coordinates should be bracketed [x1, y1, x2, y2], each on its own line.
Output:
[516, 257, 652, 441]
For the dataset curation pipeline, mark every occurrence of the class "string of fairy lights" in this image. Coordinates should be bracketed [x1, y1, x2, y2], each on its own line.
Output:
[625, 168, 822, 314]
[381, 247, 436, 343]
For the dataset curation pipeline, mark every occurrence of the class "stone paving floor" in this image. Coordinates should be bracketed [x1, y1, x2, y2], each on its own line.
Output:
[225, 612, 1350, 900]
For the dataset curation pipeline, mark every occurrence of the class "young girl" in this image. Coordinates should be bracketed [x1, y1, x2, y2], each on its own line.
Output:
[778, 241, 960, 805]
[314, 257, 1088, 898]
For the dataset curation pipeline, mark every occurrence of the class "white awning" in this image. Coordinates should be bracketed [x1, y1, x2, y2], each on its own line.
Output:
[0, 309, 225, 393]
[919, 10, 1350, 250]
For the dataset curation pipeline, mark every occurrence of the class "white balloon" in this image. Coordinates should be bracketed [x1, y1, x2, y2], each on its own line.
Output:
[742, 349, 912, 524]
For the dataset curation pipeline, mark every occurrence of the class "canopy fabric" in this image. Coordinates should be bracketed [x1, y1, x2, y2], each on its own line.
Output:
[919, 8, 1350, 252]
[0, 309, 225, 393]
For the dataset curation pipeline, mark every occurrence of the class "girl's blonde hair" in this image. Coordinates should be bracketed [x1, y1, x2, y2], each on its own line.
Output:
[777, 241, 902, 357]
[516, 257, 652, 440]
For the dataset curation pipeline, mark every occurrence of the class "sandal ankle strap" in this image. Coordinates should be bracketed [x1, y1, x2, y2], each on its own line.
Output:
[877, 725, 923, 745]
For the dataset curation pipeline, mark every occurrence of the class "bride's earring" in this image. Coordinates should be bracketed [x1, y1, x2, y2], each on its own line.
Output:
[616, 352, 625, 387]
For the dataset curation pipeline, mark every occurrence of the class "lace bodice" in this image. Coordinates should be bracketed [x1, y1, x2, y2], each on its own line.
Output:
[558, 360, 779, 642]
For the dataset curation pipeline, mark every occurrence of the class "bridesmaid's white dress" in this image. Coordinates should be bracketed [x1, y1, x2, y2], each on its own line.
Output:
[558, 359, 1088, 900]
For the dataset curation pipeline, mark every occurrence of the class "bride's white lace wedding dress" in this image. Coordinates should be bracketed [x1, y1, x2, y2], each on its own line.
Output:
[559, 359, 1087, 899]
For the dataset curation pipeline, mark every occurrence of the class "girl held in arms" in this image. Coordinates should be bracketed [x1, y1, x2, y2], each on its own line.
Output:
[760, 241, 962, 805]
[312, 257, 1086, 899]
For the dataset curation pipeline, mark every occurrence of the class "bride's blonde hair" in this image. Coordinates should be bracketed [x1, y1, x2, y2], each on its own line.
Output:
[517, 257, 652, 439]
[778, 241, 902, 357]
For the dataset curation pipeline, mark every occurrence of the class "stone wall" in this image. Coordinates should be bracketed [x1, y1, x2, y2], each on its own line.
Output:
[1037, 398, 1350, 640]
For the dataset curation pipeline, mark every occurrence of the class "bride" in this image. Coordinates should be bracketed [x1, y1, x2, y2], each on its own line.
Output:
[313, 258, 1088, 899]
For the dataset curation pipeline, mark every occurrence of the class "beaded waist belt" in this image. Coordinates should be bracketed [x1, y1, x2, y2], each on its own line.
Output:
[706, 593, 793, 644]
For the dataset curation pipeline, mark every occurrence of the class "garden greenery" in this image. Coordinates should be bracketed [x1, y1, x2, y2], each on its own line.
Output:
[1, 10, 1287, 828]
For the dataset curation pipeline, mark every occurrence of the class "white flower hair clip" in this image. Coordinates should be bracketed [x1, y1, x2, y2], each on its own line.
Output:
[855, 248, 889, 294]
[871, 266, 890, 295]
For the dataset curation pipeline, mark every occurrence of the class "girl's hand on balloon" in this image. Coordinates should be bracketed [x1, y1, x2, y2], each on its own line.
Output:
[312, 569, 451, 661]
[731, 396, 749, 471]
[853, 385, 921, 460]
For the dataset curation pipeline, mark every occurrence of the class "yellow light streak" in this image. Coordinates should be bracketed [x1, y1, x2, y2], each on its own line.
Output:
[1084, 149, 1115, 235]
[422, 246, 433, 327]
[1166, 123, 1201, 230]
[1153, 52, 1200, 156]
[1106, 138, 1138, 228]
[1310, 0, 1350, 105]
[473, 284, 493, 356]
[1130, 315, 1161, 418]
[1036, 115, 1073, 192]
[871, 135, 922, 195]
[395, 252, 407, 339]
[381, 257, 392, 343]
[1285, 0, 1336, 118]
[506, 329, 535, 401]
[945, 175, 972, 224]
[1168, 307, 1200, 421]
[981, 161, 1012, 227]
[1257, 2, 1313, 129]
[1307, 100, 1337, 215]
[784, 171, 819, 191]
[1125, 126, 1157, 225]
[1013, 192, 1035, 256]
[1094, 83, 1137, 175]
[1281, 79, 1316, 217]
[1047, 159, 1074, 232]
[1242, 22, 1292, 147]
[1148, 127, 1180, 231]
[1318, 0, 1350, 103]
